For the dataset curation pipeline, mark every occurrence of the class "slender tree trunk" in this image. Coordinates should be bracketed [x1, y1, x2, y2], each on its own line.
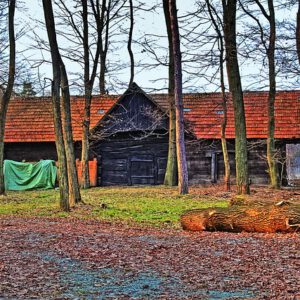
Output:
[0, 0, 15, 195]
[43, 0, 70, 211]
[81, 0, 91, 189]
[297, 0, 300, 65]
[220, 79, 230, 191]
[51, 79, 70, 212]
[99, 54, 106, 94]
[0, 0, 16, 195]
[81, 89, 91, 189]
[220, 44, 230, 191]
[163, 0, 178, 186]
[222, 0, 249, 195]
[60, 64, 81, 205]
[266, 0, 279, 189]
[97, 0, 108, 94]
[169, 0, 188, 194]
[128, 0, 134, 86]
[206, 0, 230, 191]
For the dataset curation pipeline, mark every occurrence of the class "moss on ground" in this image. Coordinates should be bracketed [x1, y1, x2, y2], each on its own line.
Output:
[0, 186, 228, 228]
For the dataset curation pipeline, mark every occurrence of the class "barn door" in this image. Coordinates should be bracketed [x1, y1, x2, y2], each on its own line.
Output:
[286, 144, 300, 186]
[129, 155, 156, 185]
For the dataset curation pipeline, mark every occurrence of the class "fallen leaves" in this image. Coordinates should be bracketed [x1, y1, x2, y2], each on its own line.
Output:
[0, 216, 299, 299]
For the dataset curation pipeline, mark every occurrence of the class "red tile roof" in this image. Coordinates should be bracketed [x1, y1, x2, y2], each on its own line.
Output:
[5, 95, 118, 142]
[5, 90, 300, 142]
[153, 90, 300, 139]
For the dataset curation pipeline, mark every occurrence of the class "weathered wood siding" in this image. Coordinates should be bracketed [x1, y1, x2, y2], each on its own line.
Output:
[186, 139, 270, 185]
[92, 134, 168, 186]
[4, 142, 58, 162]
[286, 143, 300, 186]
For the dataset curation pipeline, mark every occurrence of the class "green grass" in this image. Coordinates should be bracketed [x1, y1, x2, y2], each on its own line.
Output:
[0, 186, 228, 228]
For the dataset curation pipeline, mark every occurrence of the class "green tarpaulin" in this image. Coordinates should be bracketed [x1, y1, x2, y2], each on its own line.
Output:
[4, 160, 57, 191]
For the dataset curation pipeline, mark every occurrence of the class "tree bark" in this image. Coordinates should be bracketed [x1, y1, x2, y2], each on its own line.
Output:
[128, 0, 134, 86]
[222, 0, 249, 195]
[181, 201, 300, 233]
[0, 0, 16, 195]
[297, 0, 300, 65]
[81, 0, 91, 189]
[168, 0, 188, 194]
[60, 64, 81, 205]
[43, 0, 70, 211]
[206, 0, 230, 191]
[94, 0, 110, 95]
[163, 0, 178, 187]
[266, 0, 279, 189]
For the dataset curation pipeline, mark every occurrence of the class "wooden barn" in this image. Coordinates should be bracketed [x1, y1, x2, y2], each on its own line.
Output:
[4, 83, 300, 186]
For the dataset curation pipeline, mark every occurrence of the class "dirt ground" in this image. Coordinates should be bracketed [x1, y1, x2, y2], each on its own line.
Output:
[0, 216, 299, 300]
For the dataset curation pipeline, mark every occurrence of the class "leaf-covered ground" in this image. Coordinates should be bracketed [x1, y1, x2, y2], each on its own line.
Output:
[0, 217, 299, 299]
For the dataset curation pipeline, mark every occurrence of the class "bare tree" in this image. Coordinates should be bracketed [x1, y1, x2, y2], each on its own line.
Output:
[205, 0, 231, 191]
[0, 0, 16, 195]
[240, 0, 279, 188]
[42, 0, 81, 209]
[163, 0, 178, 187]
[128, 0, 134, 85]
[222, 0, 249, 194]
[168, 0, 188, 194]
[42, 0, 69, 210]
[297, 0, 300, 64]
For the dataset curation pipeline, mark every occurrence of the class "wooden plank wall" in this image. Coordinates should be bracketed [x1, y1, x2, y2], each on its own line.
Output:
[92, 133, 168, 186]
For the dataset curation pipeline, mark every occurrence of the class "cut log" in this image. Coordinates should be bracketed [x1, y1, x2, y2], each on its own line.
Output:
[181, 201, 300, 233]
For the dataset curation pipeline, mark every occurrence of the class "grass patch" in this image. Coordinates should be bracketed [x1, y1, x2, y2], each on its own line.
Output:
[0, 186, 228, 228]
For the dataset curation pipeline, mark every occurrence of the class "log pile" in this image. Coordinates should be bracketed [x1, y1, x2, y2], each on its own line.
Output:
[181, 199, 300, 233]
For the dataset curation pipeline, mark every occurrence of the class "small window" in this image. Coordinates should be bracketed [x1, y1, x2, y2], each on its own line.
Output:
[97, 109, 105, 114]
[216, 110, 224, 115]
[183, 108, 191, 112]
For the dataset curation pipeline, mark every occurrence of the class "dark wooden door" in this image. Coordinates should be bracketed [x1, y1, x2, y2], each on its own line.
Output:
[129, 155, 157, 185]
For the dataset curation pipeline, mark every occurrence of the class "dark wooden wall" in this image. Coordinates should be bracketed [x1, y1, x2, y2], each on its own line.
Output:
[4, 142, 82, 162]
[91, 133, 168, 186]
[5, 138, 299, 187]
[186, 139, 270, 185]
[4, 142, 58, 162]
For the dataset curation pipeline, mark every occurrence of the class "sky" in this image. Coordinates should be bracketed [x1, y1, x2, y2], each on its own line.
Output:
[15, 0, 299, 96]
[17, 0, 197, 95]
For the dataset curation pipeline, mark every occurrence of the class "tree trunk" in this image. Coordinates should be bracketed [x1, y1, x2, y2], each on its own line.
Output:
[60, 64, 81, 205]
[169, 0, 188, 194]
[206, 0, 231, 191]
[81, 0, 91, 189]
[164, 102, 178, 186]
[97, 0, 108, 95]
[128, 0, 134, 86]
[43, 0, 70, 211]
[266, 0, 279, 189]
[297, 0, 300, 65]
[51, 79, 70, 212]
[223, 0, 249, 195]
[219, 29, 230, 192]
[81, 91, 91, 189]
[181, 201, 300, 233]
[163, 0, 178, 187]
[0, 0, 16, 196]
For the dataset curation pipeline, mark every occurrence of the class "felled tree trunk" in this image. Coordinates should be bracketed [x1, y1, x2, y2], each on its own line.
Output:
[181, 201, 300, 233]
